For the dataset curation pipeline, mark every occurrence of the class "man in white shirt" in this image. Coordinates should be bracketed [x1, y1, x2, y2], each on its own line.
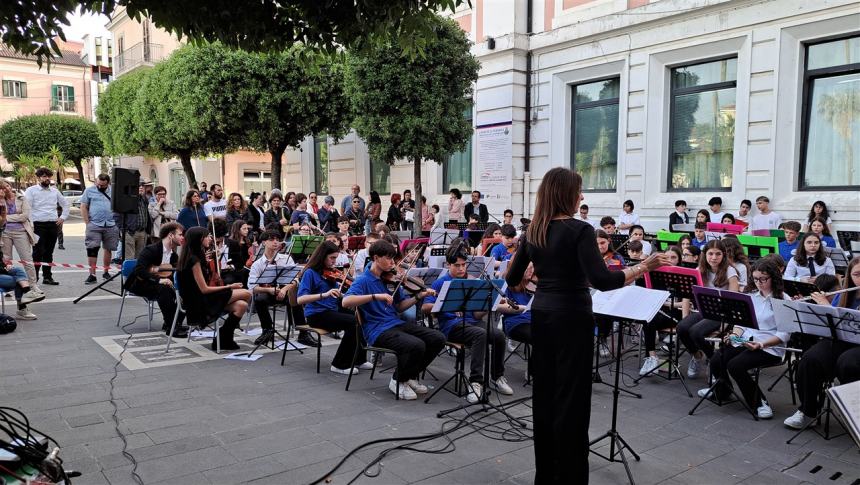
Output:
[203, 184, 227, 220]
[707, 196, 726, 223]
[24, 168, 69, 286]
[750, 196, 782, 231]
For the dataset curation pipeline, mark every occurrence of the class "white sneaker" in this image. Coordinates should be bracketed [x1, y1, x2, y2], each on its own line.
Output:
[784, 409, 815, 430]
[389, 378, 417, 400]
[662, 334, 673, 345]
[639, 356, 662, 376]
[357, 362, 374, 370]
[466, 382, 483, 404]
[697, 388, 713, 399]
[507, 339, 517, 352]
[757, 400, 773, 419]
[406, 379, 428, 394]
[330, 366, 358, 375]
[15, 309, 37, 320]
[20, 292, 45, 305]
[493, 376, 514, 396]
[598, 340, 611, 357]
[687, 356, 706, 378]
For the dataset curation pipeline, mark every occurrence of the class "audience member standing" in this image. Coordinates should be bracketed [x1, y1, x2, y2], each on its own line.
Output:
[25, 168, 68, 286]
[225, 192, 248, 227]
[0, 181, 42, 296]
[341, 185, 365, 214]
[121, 185, 153, 260]
[401, 190, 416, 232]
[464, 190, 489, 223]
[198, 182, 210, 202]
[80, 173, 120, 284]
[203, 183, 227, 220]
[176, 190, 207, 230]
[448, 188, 465, 223]
[149, 186, 178, 239]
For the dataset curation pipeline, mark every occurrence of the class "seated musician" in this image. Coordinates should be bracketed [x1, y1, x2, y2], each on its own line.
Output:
[784, 233, 836, 283]
[177, 226, 252, 350]
[677, 240, 740, 379]
[324, 232, 351, 268]
[343, 240, 443, 401]
[489, 224, 517, 268]
[353, 232, 380, 276]
[697, 259, 788, 419]
[496, 253, 533, 345]
[639, 247, 685, 377]
[626, 240, 644, 262]
[596, 229, 624, 268]
[785, 257, 860, 429]
[297, 241, 372, 375]
[422, 243, 514, 404]
[225, 220, 251, 286]
[124, 222, 187, 337]
[595, 229, 624, 355]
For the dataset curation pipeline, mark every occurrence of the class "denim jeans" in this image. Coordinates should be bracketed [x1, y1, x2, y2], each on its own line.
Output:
[0, 266, 28, 300]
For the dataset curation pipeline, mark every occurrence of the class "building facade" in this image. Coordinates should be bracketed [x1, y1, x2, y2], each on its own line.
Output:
[106, 0, 859, 229]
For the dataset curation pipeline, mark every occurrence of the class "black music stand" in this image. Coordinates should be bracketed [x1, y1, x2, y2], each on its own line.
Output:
[610, 234, 629, 259]
[825, 246, 850, 275]
[245, 264, 303, 358]
[444, 222, 469, 232]
[634, 268, 699, 397]
[687, 287, 759, 419]
[465, 256, 492, 278]
[589, 287, 669, 485]
[347, 236, 366, 251]
[430, 228, 460, 246]
[783, 279, 818, 298]
[778, 300, 858, 443]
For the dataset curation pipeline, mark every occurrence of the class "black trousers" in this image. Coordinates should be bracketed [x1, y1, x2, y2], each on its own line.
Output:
[531, 307, 593, 484]
[373, 322, 446, 382]
[709, 345, 781, 408]
[306, 310, 366, 369]
[508, 323, 532, 344]
[254, 293, 306, 330]
[131, 281, 183, 328]
[642, 309, 680, 353]
[446, 322, 506, 383]
[677, 313, 721, 358]
[32, 221, 59, 279]
[797, 340, 860, 417]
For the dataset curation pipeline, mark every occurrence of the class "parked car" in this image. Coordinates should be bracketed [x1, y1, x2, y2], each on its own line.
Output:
[62, 190, 82, 209]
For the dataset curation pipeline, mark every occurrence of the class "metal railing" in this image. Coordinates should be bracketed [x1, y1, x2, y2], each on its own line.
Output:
[114, 42, 164, 76]
[50, 99, 76, 112]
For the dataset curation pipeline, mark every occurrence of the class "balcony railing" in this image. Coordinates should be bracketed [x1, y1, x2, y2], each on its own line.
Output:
[50, 100, 76, 112]
[114, 42, 164, 76]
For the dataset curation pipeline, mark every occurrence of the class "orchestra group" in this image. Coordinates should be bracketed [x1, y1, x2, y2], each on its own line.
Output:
[2, 168, 856, 483]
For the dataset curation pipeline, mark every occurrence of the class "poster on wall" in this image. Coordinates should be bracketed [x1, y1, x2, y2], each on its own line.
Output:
[475, 121, 513, 217]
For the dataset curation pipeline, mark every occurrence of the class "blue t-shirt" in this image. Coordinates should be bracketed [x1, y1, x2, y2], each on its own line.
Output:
[290, 210, 312, 226]
[424, 272, 481, 337]
[778, 240, 799, 261]
[502, 289, 531, 334]
[80, 186, 115, 227]
[298, 268, 338, 317]
[691, 237, 708, 250]
[177, 206, 207, 229]
[490, 243, 513, 262]
[821, 235, 837, 248]
[344, 271, 406, 345]
[832, 293, 860, 310]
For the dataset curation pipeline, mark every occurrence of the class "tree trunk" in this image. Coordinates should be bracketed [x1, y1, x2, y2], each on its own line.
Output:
[413, 160, 422, 239]
[270, 144, 286, 190]
[73, 159, 86, 189]
[179, 150, 198, 190]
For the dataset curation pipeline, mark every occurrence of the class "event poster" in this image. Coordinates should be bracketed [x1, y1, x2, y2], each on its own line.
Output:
[475, 121, 513, 216]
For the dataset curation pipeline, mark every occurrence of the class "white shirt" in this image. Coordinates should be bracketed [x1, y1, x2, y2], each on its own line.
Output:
[575, 215, 599, 228]
[705, 266, 739, 289]
[617, 212, 640, 235]
[354, 249, 369, 275]
[737, 292, 789, 358]
[24, 185, 69, 222]
[247, 252, 295, 291]
[254, 206, 266, 229]
[708, 210, 726, 223]
[161, 242, 173, 265]
[750, 212, 782, 231]
[336, 252, 350, 267]
[203, 198, 227, 219]
[784, 256, 836, 280]
[640, 240, 653, 256]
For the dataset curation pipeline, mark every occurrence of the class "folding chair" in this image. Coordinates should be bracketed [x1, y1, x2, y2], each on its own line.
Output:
[345, 309, 400, 399]
[115, 259, 157, 331]
[164, 272, 226, 353]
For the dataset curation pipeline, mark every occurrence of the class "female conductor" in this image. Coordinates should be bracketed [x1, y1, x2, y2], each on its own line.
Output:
[506, 168, 666, 483]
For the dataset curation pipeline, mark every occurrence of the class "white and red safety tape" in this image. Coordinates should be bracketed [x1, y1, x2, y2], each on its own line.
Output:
[4, 260, 122, 270]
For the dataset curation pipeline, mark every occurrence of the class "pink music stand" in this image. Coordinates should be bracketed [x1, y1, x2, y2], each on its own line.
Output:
[400, 237, 429, 254]
[706, 222, 744, 235]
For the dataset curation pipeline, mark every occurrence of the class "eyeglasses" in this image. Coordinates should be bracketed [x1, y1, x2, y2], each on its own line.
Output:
[752, 276, 771, 283]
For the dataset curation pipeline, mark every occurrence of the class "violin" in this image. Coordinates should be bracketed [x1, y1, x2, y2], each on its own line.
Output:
[205, 249, 223, 287]
[323, 267, 353, 292]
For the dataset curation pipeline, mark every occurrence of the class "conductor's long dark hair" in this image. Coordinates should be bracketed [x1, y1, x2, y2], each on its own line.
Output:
[526, 168, 582, 248]
[178, 226, 210, 276]
[305, 241, 340, 274]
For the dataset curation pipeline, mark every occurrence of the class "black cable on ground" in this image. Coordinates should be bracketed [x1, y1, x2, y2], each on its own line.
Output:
[107, 312, 150, 485]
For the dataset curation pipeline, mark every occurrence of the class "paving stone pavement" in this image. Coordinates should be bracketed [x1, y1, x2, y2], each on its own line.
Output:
[1, 235, 858, 484]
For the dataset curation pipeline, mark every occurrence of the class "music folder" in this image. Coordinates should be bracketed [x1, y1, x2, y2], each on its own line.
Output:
[590, 286, 670, 322]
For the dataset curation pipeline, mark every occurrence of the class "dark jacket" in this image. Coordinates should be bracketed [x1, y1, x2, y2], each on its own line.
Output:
[669, 211, 690, 230]
[125, 242, 177, 295]
[317, 207, 339, 233]
[386, 204, 403, 230]
[464, 202, 489, 224]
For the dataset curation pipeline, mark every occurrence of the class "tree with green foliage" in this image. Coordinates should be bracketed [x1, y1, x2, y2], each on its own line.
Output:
[347, 15, 479, 236]
[0, 114, 103, 188]
[242, 47, 352, 190]
[1, 0, 468, 66]
[96, 69, 150, 157]
[130, 43, 248, 189]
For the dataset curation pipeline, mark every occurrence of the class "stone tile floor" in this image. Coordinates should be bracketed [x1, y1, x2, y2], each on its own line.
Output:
[0, 241, 857, 484]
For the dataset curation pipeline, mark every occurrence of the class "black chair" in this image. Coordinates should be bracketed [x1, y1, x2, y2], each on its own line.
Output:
[345, 309, 401, 399]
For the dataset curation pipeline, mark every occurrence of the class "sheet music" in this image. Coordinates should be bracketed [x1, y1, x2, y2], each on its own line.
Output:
[827, 381, 860, 447]
[407, 267, 443, 286]
[591, 286, 670, 321]
[466, 256, 493, 277]
[835, 307, 860, 345]
[431, 281, 452, 313]
[429, 227, 460, 245]
[773, 299, 860, 343]
[672, 223, 696, 232]
[705, 231, 727, 242]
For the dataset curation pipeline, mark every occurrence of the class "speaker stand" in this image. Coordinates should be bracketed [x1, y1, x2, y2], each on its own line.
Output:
[74, 213, 127, 304]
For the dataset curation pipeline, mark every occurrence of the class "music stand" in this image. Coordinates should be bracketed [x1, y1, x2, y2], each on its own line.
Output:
[774, 299, 859, 443]
[783, 279, 818, 298]
[589, 286, 669, 484]
[444, 222, 469, 232]
[463, 230, 484, 249]
[825, 247, 850, 275]
[430, 227, 460, 246]
[836, 230, 860, 255]
[635, 266, 703, 396]
[687, 287, 759, 419]
[465, 256, 493, 278]
[245, 264, 303, 357]
[706, 222, 745, 234]
[347, 236, 366, 251]
[286, 235, 323, 257]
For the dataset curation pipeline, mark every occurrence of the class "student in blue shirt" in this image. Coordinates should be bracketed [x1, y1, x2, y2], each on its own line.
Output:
[422, 243, 514, 404]
[691, 221, 708, 250]
[296, 240, 371, 375]
[489, 224, 517, 267]
[343, 240, 443, 400]
[778, 221, 801, 261]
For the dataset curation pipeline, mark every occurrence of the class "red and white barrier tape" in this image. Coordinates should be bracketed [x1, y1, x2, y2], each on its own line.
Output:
[5, 260, 121, 270]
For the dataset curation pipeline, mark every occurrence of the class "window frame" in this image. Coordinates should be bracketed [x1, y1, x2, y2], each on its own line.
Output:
[443, 102, 474, 192]
[798, 32, 860, 191]
[666, 54, 738, 193]
[369, 157, 391, 195]
[2, 80, 27, 98]
[570, 75, 621, 193]
[312, 135, 329, 195]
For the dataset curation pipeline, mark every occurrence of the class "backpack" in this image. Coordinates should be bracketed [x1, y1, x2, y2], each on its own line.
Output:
[0, 314, 17, 334]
